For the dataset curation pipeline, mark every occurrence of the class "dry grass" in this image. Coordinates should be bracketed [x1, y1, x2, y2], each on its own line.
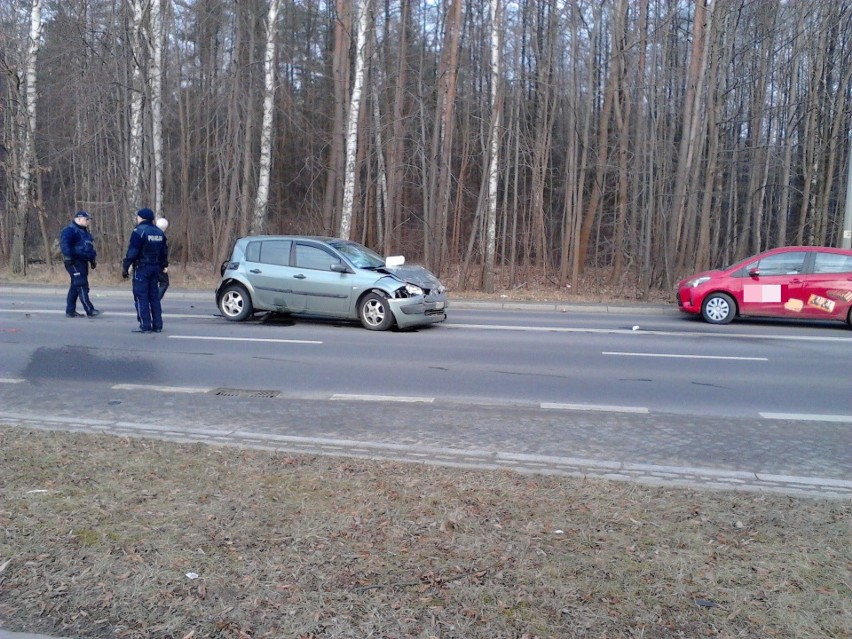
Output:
[1, 428, 849, 639]
[0, 262, 671, 305]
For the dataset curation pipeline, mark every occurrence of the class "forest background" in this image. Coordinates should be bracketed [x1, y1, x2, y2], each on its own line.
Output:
[2, 0, 852, 297]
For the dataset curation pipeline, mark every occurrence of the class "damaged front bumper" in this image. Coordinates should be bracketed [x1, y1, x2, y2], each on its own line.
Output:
[387, 295, 448, 329]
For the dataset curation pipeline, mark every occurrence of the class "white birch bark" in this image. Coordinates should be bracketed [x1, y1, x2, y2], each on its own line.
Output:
[10, 0, 43, 273]
[149, 0, 164, 217]
[339, 0, 370, 240]
[128, 0, 146, 224]
[251, 0, 282, 235]
[483, 0, 500, 292]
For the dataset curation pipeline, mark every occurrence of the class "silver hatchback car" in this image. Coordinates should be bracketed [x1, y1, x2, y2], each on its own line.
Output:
[216, 236, 448, 330]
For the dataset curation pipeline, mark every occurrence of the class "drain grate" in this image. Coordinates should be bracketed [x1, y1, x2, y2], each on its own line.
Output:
[210, 387, 280, 398]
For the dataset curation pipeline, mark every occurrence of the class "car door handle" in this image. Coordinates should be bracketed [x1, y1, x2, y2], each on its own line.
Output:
[294, 274, 306, 279]
[249, 269, 262, 274]
[789, 278, 802, 284]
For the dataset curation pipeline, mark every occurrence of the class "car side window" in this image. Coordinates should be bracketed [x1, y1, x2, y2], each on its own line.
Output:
[244, 241, 261, 262]
[812, 253, 852, 274]
[295, 244, 340, 271]
[756, 252, 806, 276]
[259, 240, 291, 266]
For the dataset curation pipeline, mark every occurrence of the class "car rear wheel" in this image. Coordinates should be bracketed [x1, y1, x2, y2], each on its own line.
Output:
[359, 292, 394, 331]
[847, 307, 852, 329]
[219, 284, 253, 321]
[701, 292, 736, 324]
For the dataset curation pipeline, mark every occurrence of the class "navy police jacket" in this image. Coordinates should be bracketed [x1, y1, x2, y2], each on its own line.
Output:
[59, 222, 97, 263]
[122, 221, 168, 272]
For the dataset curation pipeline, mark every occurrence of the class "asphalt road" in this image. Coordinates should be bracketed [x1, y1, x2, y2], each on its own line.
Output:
[1, 285, 851, 498]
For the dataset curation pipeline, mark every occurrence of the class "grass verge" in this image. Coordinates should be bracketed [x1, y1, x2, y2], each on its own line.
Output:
[1, 427, 849, 639]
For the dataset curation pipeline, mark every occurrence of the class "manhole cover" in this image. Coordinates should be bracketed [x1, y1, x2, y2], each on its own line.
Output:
[210, 387, 280, 398]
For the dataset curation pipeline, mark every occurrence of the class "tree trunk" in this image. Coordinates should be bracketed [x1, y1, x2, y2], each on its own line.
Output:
[127, 0, 146, 228]
[251, 0, 282, 235]
[9, 0, 43, 274]
[150, 0, 164, 217]
[339, 0, 370, 240]
[482, 0, 501, 292]
[382, 0, 409, 256]
[668, 0, 711, 281]
[322, 0, 352, 235]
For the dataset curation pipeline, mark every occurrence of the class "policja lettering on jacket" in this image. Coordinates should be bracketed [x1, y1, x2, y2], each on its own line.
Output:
[122, 208, 169, 333]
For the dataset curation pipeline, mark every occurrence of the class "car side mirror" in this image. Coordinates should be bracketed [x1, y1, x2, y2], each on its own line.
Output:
[748, 267, 760, 278]
[330, 262, 350, 274]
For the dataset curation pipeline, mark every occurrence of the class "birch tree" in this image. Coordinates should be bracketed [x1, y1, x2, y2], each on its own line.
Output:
[339, 0, 370, 240]
[127, 0, 147, 229]
[482, 0, 501, 292]
[250, 0, 282, 234]
[149, 0, 164, 218]
[8, 0, 43, 274]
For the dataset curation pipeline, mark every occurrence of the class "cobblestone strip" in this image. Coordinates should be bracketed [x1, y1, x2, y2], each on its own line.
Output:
[3, 414, 850, 499]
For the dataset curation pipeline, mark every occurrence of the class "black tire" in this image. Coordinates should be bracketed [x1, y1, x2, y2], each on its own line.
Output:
[218, 284, 253, 321]
[847, 307, 852, 329]
[701, 292, 736, 325]
[358, 292, 394, 331]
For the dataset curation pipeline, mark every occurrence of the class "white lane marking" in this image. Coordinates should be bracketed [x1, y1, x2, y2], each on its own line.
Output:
[0, 378, 26, 384]
[448, 323, 852, 342]
[760, 412, 852, 424]
[0, 309, 207, 319]
[169, 335, 322, 345]
[330, 393, 435, 404]
[112, 384, 212, 393]
[603, 351, 768, 361]
[541, 402, 649, 414]
[450, 324, 638, 334]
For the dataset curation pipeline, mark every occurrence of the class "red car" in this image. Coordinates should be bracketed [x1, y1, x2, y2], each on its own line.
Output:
[677, 246, 852, 326]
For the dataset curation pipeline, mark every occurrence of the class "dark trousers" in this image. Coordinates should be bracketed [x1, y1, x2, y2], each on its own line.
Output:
[133, 265, 163, 331]
[137, 272, 169, 326]
[64, 261, 95, 315]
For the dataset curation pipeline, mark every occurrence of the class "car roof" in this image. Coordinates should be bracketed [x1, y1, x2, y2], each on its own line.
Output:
[235, 235, 339, 243]
[760, 245, 852, 254]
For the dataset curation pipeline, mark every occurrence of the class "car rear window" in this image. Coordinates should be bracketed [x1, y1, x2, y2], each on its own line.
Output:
[813, 252, 852, 274]
[258, 240, 291, 266]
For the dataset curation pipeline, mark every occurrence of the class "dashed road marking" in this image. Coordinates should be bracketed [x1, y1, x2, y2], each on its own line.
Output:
[112, 383, 213, 394]
[331, 393, 435, 403]
[759, 412, 852, 424]
[541, 402, 649, 414]
[168, 335, 322, 345]
[603, 351, 768, 361]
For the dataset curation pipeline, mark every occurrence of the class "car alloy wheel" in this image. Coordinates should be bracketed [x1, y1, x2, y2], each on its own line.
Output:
[359, 292, 394, 330]
[219, 284, 253, 321]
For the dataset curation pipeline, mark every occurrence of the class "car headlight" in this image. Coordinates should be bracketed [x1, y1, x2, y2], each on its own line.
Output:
[404, 283, 424, 296]
[685, 276, 711, 288]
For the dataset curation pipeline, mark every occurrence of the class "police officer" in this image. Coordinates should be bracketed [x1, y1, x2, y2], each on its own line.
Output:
[59, 210, 101, 318]
[122, 208, 168, 333]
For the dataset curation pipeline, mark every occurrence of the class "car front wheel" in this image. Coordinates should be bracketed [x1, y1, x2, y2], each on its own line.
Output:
[701, 292, 736, 324]
[359, 292, 394, 330]
[219, 284, 253, 321]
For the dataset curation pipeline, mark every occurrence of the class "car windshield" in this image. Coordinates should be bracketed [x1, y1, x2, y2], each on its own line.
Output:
[723, 255, 756, 271]
[329, 240, 386, 269]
